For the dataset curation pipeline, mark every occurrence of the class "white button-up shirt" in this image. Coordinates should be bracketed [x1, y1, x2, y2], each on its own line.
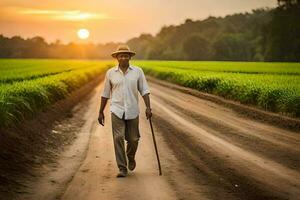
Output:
[101, 64, 150, 120]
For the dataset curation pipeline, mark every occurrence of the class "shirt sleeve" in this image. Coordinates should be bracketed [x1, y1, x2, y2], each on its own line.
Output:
[101, 70, 111, 98]
[138, 68, 150, 96]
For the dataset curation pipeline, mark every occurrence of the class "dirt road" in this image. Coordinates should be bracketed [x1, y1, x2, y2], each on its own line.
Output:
[26, 77, 300, 200]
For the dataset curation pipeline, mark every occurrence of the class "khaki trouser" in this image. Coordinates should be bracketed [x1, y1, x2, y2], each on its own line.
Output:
[111, 112, 140, 171]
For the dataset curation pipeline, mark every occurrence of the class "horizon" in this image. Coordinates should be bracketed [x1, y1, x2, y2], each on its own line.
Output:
[0, 0, 277, 44]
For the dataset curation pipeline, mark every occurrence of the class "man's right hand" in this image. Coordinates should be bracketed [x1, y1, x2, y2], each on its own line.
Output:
[98, 112, 105, 126]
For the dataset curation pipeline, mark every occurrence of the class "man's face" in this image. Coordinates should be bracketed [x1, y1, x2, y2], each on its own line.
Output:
[116, 53, 131, 66]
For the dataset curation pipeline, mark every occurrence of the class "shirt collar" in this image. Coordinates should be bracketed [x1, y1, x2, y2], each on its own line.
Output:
[114, 65, 133, 71]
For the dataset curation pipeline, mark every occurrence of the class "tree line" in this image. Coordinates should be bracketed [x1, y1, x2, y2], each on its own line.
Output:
[0, 0, 299, 61]
[0, 36, 120, 59]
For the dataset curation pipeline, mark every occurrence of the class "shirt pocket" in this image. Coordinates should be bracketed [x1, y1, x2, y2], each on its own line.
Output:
[127, 76, 138, 89]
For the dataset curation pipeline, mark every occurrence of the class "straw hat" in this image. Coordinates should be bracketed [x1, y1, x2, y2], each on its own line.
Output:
[111, 44, 136, 58]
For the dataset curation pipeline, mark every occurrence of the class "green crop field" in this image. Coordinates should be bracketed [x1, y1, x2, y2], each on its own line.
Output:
[133, 61, 300, 117]
[0, 59, 114, 128]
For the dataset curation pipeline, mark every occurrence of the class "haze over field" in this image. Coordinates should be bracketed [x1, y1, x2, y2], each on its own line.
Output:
[0, 0, 276, 43]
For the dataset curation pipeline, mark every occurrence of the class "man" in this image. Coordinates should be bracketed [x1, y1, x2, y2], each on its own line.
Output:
[98, 44, 152, 178]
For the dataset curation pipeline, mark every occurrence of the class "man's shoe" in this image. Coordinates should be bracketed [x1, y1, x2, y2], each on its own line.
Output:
[128, 159, 136, 171]
[116, 170, 128, 178]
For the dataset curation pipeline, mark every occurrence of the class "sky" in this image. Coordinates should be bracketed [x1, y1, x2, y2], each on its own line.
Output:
[0, 0, 277, 44]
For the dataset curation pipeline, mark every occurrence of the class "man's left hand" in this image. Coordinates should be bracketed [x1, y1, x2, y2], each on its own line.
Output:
[145, 107, 152, 119]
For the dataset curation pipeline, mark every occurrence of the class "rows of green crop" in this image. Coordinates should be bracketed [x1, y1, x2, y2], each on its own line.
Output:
[0, 59, 112, 84]
[0, 60, 113, 128]
[133, 61, 300, 75]
[135, 62, 300, 117]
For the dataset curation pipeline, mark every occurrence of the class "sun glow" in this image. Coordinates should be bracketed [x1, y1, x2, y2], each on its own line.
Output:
[18, 8, 108, 21]
[77, 28, 90, 39]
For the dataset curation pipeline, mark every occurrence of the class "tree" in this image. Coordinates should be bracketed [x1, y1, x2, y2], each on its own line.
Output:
[212, 34, 251, 61]
[263, 1, 300, 61]
[182, 35, 211, 60]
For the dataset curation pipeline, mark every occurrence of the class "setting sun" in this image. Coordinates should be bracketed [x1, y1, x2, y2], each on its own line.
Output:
[77, 28, 90, 39]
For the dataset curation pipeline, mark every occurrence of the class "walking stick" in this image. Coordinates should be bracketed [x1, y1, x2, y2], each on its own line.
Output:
[149, 117, 162, 176]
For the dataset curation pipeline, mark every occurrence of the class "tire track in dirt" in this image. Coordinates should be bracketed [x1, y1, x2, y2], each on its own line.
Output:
[150, 87, 300, 170]
[149, 82, 300, 147]
[149, 81, 300, 200]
